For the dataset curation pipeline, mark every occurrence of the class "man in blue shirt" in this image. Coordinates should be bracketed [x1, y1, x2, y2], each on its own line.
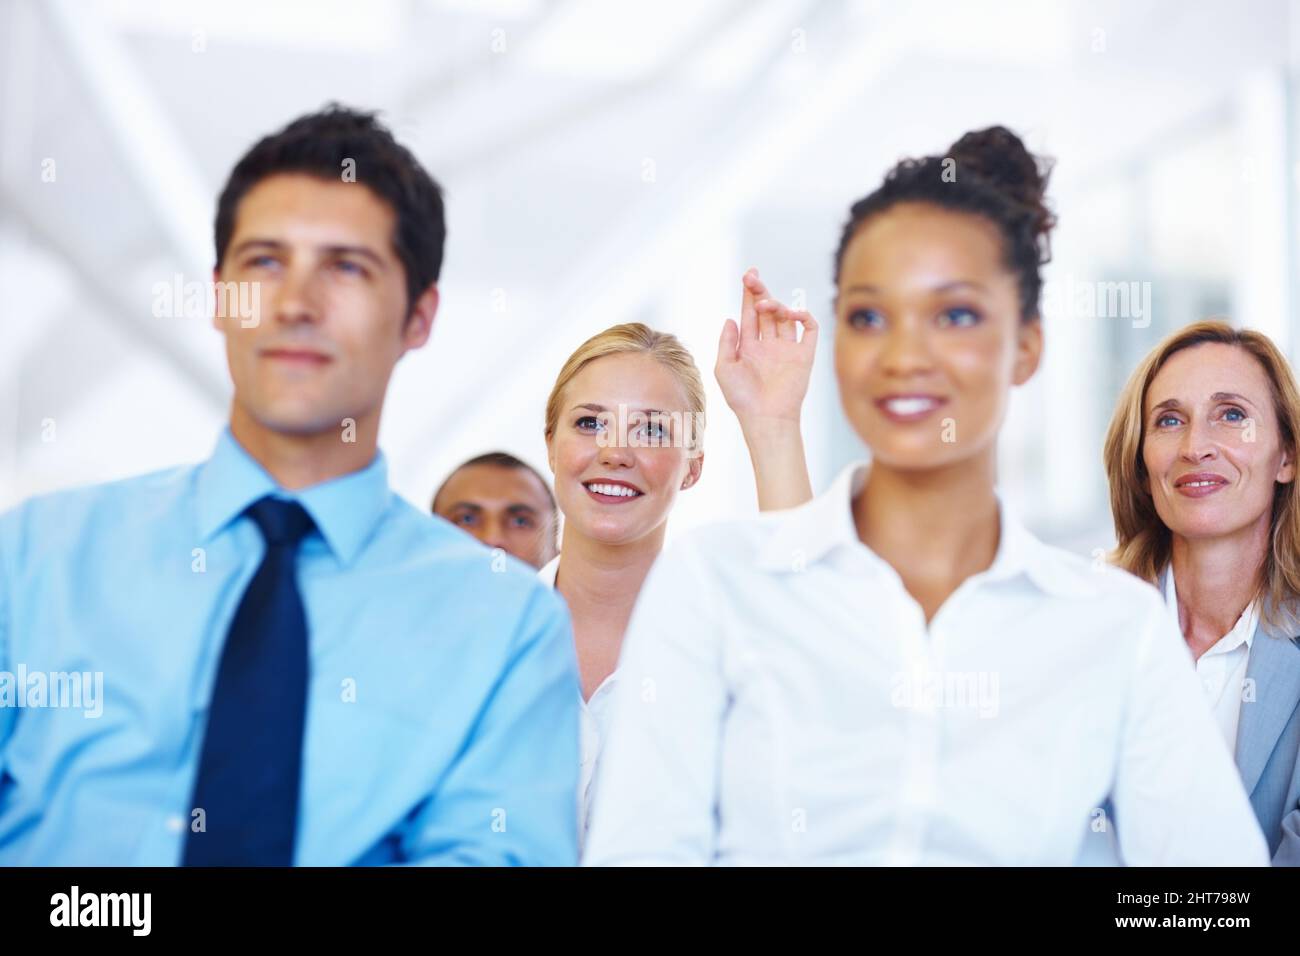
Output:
[0, 105, 580, 865]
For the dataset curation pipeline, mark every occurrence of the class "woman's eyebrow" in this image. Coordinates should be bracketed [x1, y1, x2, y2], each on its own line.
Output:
[1210, 391, 1257, 408]
[569, 403, 669, 415]
[1150, 393, 1258, 415]
[932, 280, 988, 293]
[843, 279, 988, 295]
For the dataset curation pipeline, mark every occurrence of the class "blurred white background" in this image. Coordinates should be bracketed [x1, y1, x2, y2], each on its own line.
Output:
[3, 0, 1300, 555]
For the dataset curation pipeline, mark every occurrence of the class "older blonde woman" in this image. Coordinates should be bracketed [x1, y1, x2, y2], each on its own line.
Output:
[1104, 319, 1300, 864]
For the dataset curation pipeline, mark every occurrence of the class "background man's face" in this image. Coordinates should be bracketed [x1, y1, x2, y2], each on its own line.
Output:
[214, 173, 430, 440]
[434, 464, 558, 569]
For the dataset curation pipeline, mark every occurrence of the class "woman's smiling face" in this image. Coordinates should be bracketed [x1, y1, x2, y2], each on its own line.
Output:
[833, 202, 1042, 473]
[546, 352, 702, 546]
[1142, 342, 1294, 543]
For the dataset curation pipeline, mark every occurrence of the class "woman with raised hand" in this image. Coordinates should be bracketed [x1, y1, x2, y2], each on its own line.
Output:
[583, 127, 1268, 865]
[1103, 320, 1300, 865]
[542, 271, 817, 840]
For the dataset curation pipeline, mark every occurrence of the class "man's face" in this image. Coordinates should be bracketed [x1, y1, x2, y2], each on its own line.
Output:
[214, 173, 434, 440]
[434, 464, 558, 569]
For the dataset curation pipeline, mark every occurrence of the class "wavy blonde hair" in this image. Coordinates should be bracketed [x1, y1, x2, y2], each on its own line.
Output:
[1103, 319, 1300, 631]
[544, 322, 705, 454]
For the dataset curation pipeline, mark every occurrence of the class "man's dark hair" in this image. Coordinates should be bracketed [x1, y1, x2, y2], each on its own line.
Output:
[214, 103, 446, 315]
[431, 452, 558, 517]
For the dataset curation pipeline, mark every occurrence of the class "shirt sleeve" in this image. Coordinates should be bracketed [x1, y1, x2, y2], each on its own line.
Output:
[400, 583, 581, 866]
[1111, 592, 1270, 865]
[583, 538, 728, 865]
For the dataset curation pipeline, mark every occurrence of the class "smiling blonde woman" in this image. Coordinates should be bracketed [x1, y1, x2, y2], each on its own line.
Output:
[542, 270, 820, 843]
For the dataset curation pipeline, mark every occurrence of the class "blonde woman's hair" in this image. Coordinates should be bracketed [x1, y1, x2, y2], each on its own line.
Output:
[544, 322, 705, 454]
[1103, 319, 1300, 631]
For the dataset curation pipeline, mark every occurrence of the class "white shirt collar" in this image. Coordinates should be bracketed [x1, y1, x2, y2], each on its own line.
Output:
[538, 554, 560, 588]
[755, 462, 1093, 599]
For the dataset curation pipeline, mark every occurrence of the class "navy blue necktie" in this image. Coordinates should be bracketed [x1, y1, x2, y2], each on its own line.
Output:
[183, 496, 314, 866]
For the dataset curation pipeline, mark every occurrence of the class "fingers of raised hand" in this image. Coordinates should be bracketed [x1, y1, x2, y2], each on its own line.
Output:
[756, 299, 814, 343]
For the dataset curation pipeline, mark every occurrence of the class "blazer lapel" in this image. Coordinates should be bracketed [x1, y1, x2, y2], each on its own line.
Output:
[1236, 621, 1300, 795]
[1158, 566, 1300, 795]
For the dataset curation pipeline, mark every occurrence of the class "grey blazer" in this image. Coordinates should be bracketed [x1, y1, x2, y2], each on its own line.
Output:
[1160, 569, 1300, 865]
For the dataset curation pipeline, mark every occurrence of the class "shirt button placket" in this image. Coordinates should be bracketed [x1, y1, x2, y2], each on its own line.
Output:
[888, 606, 940, 865]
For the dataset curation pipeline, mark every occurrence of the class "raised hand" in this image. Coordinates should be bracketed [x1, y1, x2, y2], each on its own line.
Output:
[715, 268, 819, 428]
[715, 268, 816, 511]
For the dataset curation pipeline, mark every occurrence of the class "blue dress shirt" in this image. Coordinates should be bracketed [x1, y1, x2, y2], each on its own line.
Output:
[0, 429, 579, 865]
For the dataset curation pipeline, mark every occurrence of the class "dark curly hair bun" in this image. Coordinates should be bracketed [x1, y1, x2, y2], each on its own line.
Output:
[835, 125, 1056, 321]
[947, 126, 1055, 264]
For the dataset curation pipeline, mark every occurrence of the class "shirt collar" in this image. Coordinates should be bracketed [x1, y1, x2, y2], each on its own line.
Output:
[195, 428, 392, 567]
[756, 462, 865, 573]
[756, 461, 1091, 598]
[538, 554, 561, 588]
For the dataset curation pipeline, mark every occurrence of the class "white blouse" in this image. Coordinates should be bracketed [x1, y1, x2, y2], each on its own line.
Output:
[1164, 569, 1256, 757]
[583, 464, 1269, 866]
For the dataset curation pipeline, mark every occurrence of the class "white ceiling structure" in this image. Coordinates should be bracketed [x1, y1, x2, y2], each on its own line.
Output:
[3, 0, 1299, 546]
